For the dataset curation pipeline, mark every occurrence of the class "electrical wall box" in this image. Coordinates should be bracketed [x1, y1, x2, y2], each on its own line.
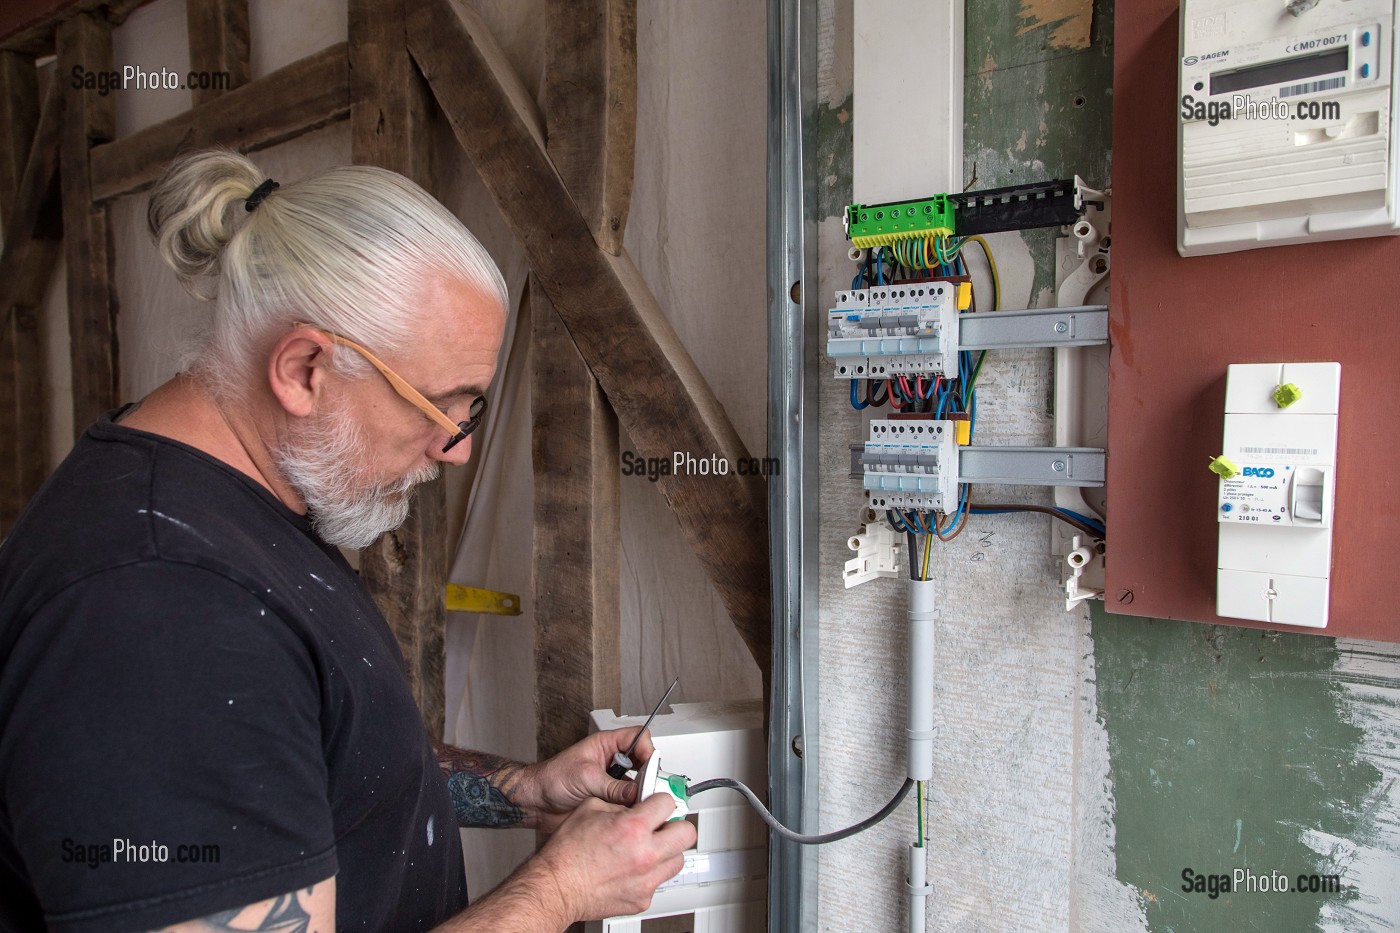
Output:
[1178, 0, 1399, 256]
[1216, 362, 1340, 628]
[588, 702, 765, 933]
[827, 283, 959, 379]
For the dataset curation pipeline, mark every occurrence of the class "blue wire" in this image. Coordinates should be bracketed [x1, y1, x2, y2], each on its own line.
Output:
[1054, 507, 1106, 534]
[968, 384, 977, 440]
[937, 486, 968, 537]
[850, 379, 869, 410]
[968, 506, 1106, 536]
[852, 269, 864, 290]
[877, 248, 885, 285]
[887, 510, 909, 533]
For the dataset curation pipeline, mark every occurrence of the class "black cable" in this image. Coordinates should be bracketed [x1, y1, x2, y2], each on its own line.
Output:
[905, 529, 918, 580]
[687, 777, 915, 845]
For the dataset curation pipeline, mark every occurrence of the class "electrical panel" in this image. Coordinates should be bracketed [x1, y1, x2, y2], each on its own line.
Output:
[588, 703, 765, 933]
[830, 178, 1110, 606]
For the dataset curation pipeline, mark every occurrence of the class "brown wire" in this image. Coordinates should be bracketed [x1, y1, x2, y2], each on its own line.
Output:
[933, 510, 968, 542]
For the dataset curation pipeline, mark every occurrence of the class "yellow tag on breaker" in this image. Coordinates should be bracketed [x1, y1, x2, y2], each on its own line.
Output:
[957, 282, 972, 311]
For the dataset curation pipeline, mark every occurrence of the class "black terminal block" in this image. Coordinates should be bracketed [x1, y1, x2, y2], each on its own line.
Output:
[951, 178, 1091, 236]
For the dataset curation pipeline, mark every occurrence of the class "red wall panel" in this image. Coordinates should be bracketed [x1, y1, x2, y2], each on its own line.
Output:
[1107, 2, 1399, 641]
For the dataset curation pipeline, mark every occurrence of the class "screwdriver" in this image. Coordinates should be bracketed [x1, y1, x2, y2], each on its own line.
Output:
[606, 677, 678, 779]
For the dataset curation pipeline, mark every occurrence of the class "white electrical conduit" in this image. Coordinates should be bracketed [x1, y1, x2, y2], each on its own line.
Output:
[908, 578, 937, 931]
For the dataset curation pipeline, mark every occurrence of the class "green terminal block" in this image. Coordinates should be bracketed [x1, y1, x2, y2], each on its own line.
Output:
[846, 195, 956, 248]
[1273, 383, 1302, 408]
[1208, 455, 1240, 480]
[665, 773, 690, 820]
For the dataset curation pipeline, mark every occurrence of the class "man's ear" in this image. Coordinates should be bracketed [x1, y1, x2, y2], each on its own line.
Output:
[268, 326, 333, 417]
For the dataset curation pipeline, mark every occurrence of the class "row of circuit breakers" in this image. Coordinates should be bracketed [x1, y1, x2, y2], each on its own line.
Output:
[827, 177, 1111, 519]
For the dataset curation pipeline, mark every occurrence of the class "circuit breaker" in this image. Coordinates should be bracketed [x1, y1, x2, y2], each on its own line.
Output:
[1216, 362, 1341, 628]
[861, 418, 959, 512]
[827, 282, 962, 379]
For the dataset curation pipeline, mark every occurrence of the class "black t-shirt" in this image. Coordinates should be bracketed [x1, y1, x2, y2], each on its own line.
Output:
[0, 413, 469, 932]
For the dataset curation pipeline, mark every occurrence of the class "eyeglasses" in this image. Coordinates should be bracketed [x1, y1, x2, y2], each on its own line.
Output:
[295, 323, 487, 453]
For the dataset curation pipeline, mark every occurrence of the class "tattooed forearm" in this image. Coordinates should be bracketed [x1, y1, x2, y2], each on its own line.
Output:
[435, 742, 530, 829]
[148, 885, 322, 932]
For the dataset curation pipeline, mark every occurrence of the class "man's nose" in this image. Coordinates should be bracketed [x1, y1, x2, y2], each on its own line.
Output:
[430, 433, 473, 466]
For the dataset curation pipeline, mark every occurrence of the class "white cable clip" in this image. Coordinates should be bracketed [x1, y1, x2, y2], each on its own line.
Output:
[1064, 534, 1101, 610]
[843, 515, 903, 588]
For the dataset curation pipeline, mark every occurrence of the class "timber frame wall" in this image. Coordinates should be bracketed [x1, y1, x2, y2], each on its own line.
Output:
[0, 0, 771, 752]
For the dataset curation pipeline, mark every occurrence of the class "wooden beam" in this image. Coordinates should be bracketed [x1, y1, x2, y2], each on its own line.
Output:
[0, 74, 63, 313]
[89, 42, 351, 203]
[407, 0, 771, 689]
[0, 51, 39, 232]
[348, 0, 446, 738]
[348, 0, 432, 184]
[533, 0, 628, 767]
[0, 72, 62, 532]
[544, 0, 636, 255]
[361, 477, 450, 736]
[185, 0, 249, 107]
[0, 0, 148, 57]
[56, 11, 117, 440]
[532, 278, 622, 761]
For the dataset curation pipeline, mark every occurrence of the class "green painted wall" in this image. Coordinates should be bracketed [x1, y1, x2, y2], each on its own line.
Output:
[1093, 607, 1383, 931]
[965, 0, 1113, 299]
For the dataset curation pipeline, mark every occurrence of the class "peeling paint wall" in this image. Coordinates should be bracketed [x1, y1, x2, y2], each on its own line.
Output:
[1095, 616, 1400, 932]
[811, 0, 1400, 930]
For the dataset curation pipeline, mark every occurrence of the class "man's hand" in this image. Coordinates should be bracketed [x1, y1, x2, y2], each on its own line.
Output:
[434, 793, 695, 931]
[533, 794, 695, 922]
[523, 728, 656, 833]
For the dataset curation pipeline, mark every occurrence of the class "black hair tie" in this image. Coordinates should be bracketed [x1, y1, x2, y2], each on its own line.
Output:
[245, 178, 279, 212]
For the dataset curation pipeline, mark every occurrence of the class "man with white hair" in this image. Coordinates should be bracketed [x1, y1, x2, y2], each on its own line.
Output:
[0, 151, 693, 932]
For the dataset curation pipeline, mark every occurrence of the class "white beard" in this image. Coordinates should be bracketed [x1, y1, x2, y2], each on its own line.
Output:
[273, 401, 441, 549]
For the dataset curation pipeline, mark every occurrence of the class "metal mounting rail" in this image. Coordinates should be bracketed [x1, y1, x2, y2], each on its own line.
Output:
[957, 304, 1108, 350]
[958, 446, 1106, 486]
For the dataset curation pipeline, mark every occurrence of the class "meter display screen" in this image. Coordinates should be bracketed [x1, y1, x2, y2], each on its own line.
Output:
[1210, 47, 1350, 95]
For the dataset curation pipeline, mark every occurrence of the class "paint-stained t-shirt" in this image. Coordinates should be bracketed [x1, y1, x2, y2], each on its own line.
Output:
[0, 411, 468, 932]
